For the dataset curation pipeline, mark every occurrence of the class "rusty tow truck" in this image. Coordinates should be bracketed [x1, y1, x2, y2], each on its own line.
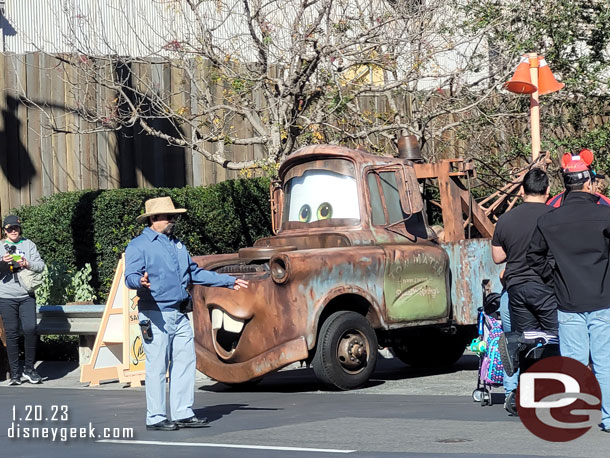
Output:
[190, 142, 507, 389]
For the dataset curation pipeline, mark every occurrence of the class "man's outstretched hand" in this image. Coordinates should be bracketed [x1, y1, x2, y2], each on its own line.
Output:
[232, 278, 249, 290]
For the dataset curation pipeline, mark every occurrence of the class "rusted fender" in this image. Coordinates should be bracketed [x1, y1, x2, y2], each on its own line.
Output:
[442, 238, 504, 325]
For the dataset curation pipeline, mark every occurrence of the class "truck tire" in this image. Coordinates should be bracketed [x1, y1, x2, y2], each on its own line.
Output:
[312, 311, 378, 390]
[392, 331, 468, 368]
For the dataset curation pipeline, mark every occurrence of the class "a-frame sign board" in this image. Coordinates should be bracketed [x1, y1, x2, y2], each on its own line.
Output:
[80, 255, 146, 387]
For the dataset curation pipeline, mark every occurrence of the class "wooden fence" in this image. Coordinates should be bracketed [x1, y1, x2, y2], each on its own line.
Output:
[0, 52, 525, 216]
[0, 52, 269, 215]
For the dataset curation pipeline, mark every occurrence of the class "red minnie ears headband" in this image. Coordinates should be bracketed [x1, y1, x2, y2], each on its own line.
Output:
[561, 148, 594, 174]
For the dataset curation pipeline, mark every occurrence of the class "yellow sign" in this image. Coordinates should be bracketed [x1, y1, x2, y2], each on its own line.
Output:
[128, 290, 145, 372]
[80, 255, 146, 387]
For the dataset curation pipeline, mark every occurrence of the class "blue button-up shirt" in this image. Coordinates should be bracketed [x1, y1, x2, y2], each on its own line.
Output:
[125, 227, 235, 311]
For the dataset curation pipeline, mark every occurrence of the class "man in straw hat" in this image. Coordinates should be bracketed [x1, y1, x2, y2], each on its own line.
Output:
[125, 196, 248, 431]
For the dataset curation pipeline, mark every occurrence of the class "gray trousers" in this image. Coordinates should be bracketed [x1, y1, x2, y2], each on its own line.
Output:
[139, 308, 196, 425]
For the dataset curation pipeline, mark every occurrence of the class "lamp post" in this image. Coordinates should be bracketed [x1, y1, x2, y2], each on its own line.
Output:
[528, 53, 541, 161]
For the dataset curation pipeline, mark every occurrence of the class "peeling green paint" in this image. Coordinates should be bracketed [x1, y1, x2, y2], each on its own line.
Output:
[383, 247, 450, 321]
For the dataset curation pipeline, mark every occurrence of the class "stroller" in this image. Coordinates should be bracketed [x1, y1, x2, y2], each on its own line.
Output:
[471, 293, 504, 406]
[498, 329, 560, 415]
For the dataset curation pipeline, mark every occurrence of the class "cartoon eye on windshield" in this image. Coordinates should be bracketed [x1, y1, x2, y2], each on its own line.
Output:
[299, 204, 311, 222]
[317, 202, 332, 220]
[286, 169, 359, 223]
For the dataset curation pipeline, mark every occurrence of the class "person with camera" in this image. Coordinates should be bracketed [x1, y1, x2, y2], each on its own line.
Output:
[125, 197, 249, 431]
[0, 215, 45, 385]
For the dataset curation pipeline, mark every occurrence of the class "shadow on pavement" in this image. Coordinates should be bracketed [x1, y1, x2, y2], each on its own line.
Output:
[193, 403, 281, 423]
[371, 354, 479, 382]
[199, 354, 478, 394]
[199, 364, 387, 393]
[199, 366, 329, 393]
[35, 360, 79, 381]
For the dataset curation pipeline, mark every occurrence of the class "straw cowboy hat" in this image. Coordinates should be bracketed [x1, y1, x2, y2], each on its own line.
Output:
[136, 196, 186, 224]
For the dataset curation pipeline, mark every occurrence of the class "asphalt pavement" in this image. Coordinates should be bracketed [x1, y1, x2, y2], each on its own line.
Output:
[1, 352, 608, 458]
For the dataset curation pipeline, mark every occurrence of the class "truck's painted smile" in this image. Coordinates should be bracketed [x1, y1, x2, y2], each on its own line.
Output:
[210, 307, 246, 359]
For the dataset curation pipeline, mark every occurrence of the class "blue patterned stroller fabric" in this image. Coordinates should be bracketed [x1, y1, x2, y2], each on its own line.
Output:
[480, 315, 504, 385]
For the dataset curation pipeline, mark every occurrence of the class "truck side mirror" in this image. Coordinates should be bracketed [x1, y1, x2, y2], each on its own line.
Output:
[270, 180, 283, 235]
[401, 165, 424, 214]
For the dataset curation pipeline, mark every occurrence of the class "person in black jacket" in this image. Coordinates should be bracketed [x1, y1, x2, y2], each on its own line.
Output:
[527, 153, 610, 434]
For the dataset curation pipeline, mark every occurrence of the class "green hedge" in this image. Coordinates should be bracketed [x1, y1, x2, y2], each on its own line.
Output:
[12, 178, 272, 301]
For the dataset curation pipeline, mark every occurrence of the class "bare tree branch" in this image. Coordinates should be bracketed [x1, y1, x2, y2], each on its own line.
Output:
[13, 0, 542, 171]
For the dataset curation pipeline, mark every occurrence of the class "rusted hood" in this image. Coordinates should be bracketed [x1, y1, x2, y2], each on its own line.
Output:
[254, 233, 351, 250]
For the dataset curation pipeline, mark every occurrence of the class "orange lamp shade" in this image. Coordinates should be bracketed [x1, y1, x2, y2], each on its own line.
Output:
[504, 57, 537, 94]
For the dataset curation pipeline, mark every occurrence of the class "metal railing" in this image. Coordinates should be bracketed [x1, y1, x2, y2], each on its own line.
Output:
[36, 304, 105, 366]
[36, 304, 104, 335]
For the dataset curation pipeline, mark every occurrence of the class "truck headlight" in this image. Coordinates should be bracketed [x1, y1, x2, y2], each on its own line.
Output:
[270, 256, 289, 284]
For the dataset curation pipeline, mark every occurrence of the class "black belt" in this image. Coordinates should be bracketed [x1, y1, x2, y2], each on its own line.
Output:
[179, 298, 193, 314]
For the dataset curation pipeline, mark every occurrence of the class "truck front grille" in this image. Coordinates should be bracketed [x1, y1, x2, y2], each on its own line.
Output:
[216, 264, 269, 274]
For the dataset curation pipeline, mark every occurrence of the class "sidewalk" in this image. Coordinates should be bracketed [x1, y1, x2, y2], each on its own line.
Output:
[1, 360, 217, 390]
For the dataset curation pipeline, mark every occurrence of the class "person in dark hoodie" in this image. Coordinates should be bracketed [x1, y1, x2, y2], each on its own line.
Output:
[527, 152, 610, 434]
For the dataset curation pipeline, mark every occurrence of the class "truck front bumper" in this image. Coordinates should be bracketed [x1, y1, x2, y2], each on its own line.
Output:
[195, 336, 309, 383]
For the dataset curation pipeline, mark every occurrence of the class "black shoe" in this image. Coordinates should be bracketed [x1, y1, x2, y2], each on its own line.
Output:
[175, 416, 209, 428]
[499, 333, 520, 377]
[8, 375, 22, 386]
[146, 420, 178, 431]
[23, 368, 42, 384]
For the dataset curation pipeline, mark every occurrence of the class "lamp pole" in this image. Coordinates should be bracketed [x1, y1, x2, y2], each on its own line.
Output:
[528, 52, 541, 161]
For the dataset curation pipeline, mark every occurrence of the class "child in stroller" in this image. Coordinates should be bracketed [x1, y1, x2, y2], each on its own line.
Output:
[471, 292, 504, 406]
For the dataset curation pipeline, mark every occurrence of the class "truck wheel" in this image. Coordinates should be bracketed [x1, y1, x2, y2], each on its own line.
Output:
[312, 311, 378, 390]
[392, 331, 468, 368]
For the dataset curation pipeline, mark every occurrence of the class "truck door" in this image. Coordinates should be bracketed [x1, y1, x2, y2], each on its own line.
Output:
[366, 168, 451, 323]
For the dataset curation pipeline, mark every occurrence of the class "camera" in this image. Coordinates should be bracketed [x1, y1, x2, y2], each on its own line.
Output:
[3, 244, 20, 271]
[139, 320, 153, 342]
